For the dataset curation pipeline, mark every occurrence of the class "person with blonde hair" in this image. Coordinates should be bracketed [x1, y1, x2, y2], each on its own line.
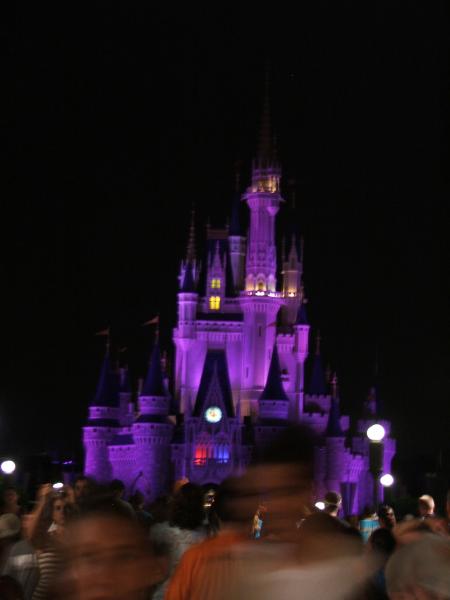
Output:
[418, 495, 436, 519]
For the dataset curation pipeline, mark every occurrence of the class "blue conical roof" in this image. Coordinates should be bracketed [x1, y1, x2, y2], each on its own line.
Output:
[309, 353, 327, 395]
[180, 262, 196, 292]
[260, 345, 289, 401]
[141, 343, 166, 397]
[295, 301, 308, 325]
[229, 193, 243, 236]
[326, 394, 344, 437]
[120, 367, 132, 394]
[91, 353, 120, 408]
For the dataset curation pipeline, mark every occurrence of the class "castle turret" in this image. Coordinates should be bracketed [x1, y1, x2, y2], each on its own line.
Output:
[324, 374, 346, 494]
[132, 342, 173, 501]
[228, 180, 246, 292]
[293, 295, 310, 418]
[83, 349, 120, 482]
[259, 344, 290, 421]
[118, 366, 134, 426]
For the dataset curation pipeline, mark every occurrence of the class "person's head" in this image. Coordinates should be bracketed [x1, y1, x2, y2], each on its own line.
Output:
[63, 511, 161, 600]
[74, 476, 91, 502]
[368, 527, 396, 558]
[249, 425, 316, 539]
[212, 476, 255, 529]
[169, 483, 204, 530]
[378, 504, 396, 530]
[109, 480, 126, 500]
[1, 487, 19, 512]
[386, 535, 450, 600]
[324, 491, 342, 517]
[0, 513, 21, 544]
[418, 494, 435, 517]
[31, 493, 67, 550]
[129, 491, 145, 511]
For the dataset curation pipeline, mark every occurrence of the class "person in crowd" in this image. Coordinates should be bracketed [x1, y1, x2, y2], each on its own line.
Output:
[323, 491, 343, 518]
[363, 527, 396, 600]
[0, 487, 22, 517]
[27, 488, 68, 600]
[418, 494, 436, 519]
[359, 506, 380, 543]
[165, 475, 256, 600]
[59, 508, 162, 600]
[150, 483, 206, 600]
[108, 480, 135, 518]
[385, 534, 450, 599]
[129, 491, 153, 530]
[378, 505, 396, 531]
[0, 513, 39, 600]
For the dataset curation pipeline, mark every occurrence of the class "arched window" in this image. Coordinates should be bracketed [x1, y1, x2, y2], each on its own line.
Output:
[211, 278, 221, 289]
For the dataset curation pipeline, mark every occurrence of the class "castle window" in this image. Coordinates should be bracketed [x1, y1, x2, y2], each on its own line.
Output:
[193, 445, 207, 466]
[209, 296, 221, 310]
[211, 278, 221, 289]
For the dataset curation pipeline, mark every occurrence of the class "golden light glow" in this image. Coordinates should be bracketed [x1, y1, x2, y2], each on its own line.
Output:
[211, 278, 221, 289]
[209, 296, 221, 310]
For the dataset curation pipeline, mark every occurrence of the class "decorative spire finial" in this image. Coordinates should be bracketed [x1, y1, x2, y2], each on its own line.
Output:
[186, 206, 196, 262]
[315, 330, 321, 356]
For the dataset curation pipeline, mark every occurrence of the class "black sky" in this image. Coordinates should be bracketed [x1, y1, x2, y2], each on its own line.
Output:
[3, 4, 450, 485]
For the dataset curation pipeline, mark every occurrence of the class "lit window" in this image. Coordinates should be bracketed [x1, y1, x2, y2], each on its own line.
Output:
[209, 296, 221, 310]
[211, 278, 221, 289]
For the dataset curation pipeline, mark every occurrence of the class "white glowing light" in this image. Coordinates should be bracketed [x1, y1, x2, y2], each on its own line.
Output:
[1, 460, 16, 474]
[288, 292, 295, 297]
[380, 474, 394, 487]
[255, 291, 265, 296]
[52, 482, 64, 490]
[315, 501, 325, 511]
[367, 424, 386, 442]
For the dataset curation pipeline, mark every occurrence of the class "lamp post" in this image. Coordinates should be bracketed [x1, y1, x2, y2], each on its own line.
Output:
[367, 424, 385, 510]
[0, 460, 16, 475]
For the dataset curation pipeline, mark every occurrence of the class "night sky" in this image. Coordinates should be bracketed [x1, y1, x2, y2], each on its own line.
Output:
[3, 4, 450, 490]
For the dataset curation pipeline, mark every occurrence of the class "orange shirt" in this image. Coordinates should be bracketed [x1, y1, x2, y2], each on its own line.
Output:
[164, 532, 247, 600]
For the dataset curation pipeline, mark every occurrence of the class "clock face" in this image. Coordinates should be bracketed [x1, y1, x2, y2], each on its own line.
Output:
[205, 406, 222, 424]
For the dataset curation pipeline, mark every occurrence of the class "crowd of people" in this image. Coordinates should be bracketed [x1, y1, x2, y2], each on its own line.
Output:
[0, 426, 449, 600]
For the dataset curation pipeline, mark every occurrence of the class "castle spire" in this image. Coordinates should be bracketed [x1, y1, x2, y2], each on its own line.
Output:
[260, 344, 289, 401]
[186, 206, 196, 263]
[91, 350, 119, 408]
[326, 373, 344, 437]
[141, 341, 166, 397]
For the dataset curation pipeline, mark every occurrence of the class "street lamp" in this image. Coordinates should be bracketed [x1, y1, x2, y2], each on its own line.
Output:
[380, 473, 394, 487]
[315, 501, 325, 511]
[0, 460, 16, 475]
[366, 424, 386, 510]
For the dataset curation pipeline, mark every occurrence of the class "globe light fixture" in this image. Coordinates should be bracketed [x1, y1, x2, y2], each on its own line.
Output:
[380, 473, 394, 487]
[0, 460, 16, 475]
[315, 501, 325, 511]
[366, 423, 386, 442]
[52, 482, 64, 490]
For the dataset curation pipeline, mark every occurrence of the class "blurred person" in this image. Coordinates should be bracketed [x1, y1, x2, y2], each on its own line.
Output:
[109, 480, 135, 519]
[0, 514, 39, 600]
[418, 494, 436, 519]
[363, 528, 396, 600]
[378, 505, 396, 531]
[60, 509, 162, 600]
[1, 487, 22, 517]
[27, 490, 69, 600]
[129, 491, 153, 530]
[359, 506, 380, 543]
[323, 491, 342, 517]
[165, 475, 256, 600]
[385, 534, 450, 599]
[150, 483, 206, 600]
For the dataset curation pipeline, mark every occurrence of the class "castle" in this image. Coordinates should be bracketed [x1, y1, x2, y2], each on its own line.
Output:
[83, 97, 395, 515]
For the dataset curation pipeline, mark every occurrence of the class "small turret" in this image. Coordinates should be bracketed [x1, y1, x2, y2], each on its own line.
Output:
[325, 374, 344, 437]
[259, 344, 289, 420]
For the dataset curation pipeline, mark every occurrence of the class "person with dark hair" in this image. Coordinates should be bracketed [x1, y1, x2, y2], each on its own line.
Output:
[378, 505, 396, 530]
[129, 491, 153, 530]
[108, 479, 135, 519]
[150, 483, 206, 600]
[59, 509, 162, 600]
[0, 487, 21, 517]
[323, 491, 342, 517]
[165, 475, 255, 600]
[363, 528, 397, 600]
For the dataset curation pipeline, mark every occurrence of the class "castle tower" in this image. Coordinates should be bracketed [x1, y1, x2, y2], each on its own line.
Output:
[118, 366, 134, 426]
[83, 349, 120, 482]
[324, 374, 347, 494]
[132, 342, 173, 501]
[258, 344, 290, 421]
[293, 297, 310, 418]
[239, 86, 285, 412]
[228, 181, 246, 291]
[207, 240, 226, 312]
